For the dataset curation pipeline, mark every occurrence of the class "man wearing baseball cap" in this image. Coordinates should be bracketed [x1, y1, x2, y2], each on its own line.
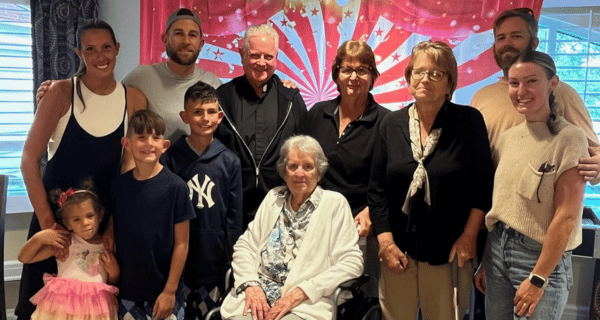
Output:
[123, 8, 223, 142]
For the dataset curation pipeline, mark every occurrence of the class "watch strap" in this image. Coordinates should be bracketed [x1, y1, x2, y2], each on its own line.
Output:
[236, 280, 261, 294]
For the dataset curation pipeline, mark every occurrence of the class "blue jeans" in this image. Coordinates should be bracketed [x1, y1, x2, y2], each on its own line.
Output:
[484, 222, 573, 320]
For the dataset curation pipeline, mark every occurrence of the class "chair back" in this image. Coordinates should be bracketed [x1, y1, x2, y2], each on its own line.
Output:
[0, 175, 8, 320]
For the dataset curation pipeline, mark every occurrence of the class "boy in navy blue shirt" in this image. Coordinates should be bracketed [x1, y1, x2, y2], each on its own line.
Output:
[161, 81, 243, 320]
[112, 109, 195, 320]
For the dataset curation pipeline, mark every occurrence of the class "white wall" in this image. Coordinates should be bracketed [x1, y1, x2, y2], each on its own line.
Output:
[99, 0, 140, 81]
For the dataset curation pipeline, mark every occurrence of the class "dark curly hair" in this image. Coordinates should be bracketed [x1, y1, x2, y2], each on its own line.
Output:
[48, 178, 104, 229]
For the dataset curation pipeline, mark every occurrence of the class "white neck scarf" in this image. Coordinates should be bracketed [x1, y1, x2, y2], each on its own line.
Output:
[402, 105, 442, 215]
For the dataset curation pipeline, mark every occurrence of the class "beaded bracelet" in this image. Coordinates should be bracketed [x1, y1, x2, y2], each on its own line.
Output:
[378, 241, 396, 258]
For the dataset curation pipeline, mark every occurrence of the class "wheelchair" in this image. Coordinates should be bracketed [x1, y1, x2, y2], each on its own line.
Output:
[204, 270, 377, 320]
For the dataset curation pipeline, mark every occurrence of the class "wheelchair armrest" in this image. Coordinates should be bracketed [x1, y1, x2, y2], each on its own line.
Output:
[204, 267, 233, 320]
[224, 267, 234, 295]
[204, 306, 221, 320]
[332, 274, 371, 320]
[337, 274, 370, 291]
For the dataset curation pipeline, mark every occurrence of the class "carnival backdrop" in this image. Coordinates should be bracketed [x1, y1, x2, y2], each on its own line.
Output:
[140, 0, 544, 109]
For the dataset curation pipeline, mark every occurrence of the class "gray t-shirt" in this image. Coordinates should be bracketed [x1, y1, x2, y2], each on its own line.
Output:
[122, 62, 223, 141]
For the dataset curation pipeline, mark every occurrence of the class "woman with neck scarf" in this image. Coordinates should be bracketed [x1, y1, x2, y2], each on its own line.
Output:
[367, 40, 494, 320]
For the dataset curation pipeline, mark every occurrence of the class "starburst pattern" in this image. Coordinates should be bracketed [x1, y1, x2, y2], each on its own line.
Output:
[141, 0, 544, 109]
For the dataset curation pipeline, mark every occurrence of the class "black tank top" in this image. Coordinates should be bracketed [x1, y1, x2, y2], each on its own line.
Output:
[42, 79, 127, 221]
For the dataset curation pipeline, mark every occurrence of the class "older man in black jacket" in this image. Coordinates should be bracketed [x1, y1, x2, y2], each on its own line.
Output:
[216, 24, 307, 227]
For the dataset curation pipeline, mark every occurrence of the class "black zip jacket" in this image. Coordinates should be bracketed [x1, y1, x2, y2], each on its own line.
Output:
[215, 74, 307, 217]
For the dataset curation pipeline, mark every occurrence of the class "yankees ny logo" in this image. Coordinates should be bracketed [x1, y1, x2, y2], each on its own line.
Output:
[187, 174, 215, 209]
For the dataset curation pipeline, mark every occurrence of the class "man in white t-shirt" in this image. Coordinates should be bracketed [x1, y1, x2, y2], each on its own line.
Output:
[122, 8, 222, 142]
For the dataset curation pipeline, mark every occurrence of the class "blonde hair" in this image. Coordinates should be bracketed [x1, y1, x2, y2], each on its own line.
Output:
[404, 41, 458, 100]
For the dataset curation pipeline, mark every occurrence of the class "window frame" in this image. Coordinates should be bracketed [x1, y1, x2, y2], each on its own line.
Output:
[539, 8, 600, 212]
[0, 0, 34, 214]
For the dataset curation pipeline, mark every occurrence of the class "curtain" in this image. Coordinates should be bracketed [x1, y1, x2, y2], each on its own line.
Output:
[31, 0, 99, 111]
[140, 0, 544, 108]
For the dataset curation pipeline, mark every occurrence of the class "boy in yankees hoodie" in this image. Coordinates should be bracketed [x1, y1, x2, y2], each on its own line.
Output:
[161, 80, 243, 320]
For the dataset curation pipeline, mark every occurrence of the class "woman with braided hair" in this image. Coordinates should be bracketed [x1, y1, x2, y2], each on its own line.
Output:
[475, 51, 588, 319]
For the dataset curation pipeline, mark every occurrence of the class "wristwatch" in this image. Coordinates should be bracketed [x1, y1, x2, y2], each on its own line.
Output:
[528, 273, 548, 289]
[236, 281, 261, 294]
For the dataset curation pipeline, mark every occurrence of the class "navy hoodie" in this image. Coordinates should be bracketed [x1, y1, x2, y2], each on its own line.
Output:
[161, 136, 243, 288]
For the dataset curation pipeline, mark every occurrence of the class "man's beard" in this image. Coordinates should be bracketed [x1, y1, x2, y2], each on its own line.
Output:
[494, 45, 522, 72]
[166, 45, 199, 66]
[494, 41, 537, 72]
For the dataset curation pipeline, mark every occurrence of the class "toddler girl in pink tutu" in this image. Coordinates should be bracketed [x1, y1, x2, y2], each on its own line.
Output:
[18, 184, 120, 320]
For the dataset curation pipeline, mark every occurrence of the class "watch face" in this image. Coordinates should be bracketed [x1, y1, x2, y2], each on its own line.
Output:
[530, 275, 546, 288]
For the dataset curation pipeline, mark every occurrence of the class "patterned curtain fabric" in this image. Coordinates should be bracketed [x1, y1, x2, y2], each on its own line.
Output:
[31, 0, 99, 111]
[139, 0, 543, 108]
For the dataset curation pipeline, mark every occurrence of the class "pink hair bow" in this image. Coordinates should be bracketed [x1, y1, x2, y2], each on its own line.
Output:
[58, 188, 75, 207]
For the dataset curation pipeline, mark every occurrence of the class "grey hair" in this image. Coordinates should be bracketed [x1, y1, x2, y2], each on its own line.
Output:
[276, 135, 328, 180]
[242, 24, 279, 53]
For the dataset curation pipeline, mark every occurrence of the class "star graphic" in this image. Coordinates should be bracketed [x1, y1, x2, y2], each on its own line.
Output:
[213, 49, 224, 60]
[392, 52, 400, 61]
[399, 78, 407, 87]
[311, 8, 319, 16]
[375, 28, 383, 37]
[281, 18, 288, 26]
[344, 10, 352, 18]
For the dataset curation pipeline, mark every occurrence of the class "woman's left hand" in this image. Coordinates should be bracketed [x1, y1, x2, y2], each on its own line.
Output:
[448, 233, 476, 267]
[266, 287, 308, 320]
[514, 278, 544, 318]
[49, 223, 71, 262]
[100, 249, 118, 271]
[354, 207, 372, 237]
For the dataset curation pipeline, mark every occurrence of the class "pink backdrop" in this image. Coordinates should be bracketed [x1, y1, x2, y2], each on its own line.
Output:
[140, 0, 543, 109]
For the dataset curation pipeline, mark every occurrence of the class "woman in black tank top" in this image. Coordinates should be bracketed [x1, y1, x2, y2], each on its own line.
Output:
[16, 19, 147, 319]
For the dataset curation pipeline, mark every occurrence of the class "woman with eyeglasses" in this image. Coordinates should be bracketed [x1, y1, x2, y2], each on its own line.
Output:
[367, 40, 494, 319]
[474, 51, 587, 320]
[301, 40, 390, 299]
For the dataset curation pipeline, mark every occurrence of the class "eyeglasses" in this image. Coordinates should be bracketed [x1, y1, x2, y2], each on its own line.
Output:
[410, 70, 446, 82]
[512, 7, 534, 16]
[338, 66, 371, 78]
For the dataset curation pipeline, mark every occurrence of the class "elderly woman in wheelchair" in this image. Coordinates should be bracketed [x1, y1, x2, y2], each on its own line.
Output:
[219, 135, 364, 320]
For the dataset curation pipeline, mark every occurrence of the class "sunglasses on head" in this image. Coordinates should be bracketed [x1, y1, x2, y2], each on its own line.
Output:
[512, 7, 534, 16]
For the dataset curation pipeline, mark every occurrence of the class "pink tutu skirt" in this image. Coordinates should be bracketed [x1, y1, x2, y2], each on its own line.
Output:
[30, 274, 119, 320]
